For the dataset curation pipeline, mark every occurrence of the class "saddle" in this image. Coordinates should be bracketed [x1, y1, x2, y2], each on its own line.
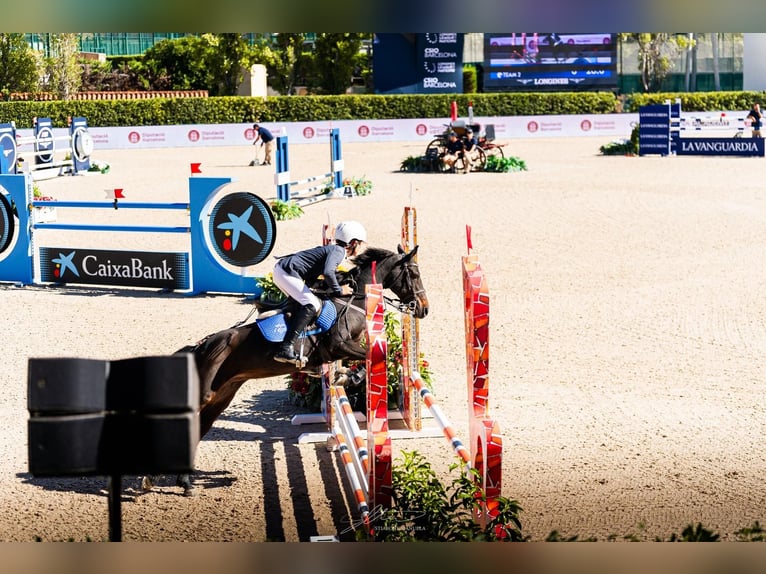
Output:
[255, 299, 338, 343]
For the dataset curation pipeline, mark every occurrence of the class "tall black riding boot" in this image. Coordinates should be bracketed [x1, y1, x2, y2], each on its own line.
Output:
[274, 304, 317, 364]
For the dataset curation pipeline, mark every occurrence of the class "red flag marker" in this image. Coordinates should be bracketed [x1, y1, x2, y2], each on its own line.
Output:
[190, 163, 202, 174]
[104, 188, 125, 199]
[466, 225, 473, 253]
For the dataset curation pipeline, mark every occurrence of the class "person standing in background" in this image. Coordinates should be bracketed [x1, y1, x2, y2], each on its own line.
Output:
[462, 128, 479, 173]
[251, 123, 275, 165]
[746, 103, 762, 138]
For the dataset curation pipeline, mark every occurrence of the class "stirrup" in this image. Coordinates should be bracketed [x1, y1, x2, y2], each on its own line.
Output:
[274, 345, 297, 363]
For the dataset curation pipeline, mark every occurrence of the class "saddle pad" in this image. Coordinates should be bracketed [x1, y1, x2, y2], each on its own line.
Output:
[256, 300, 338, 343]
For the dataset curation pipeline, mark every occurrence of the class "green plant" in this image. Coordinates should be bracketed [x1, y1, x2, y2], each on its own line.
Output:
[484, 154, 527, 173]
[269, 198, 303, 220]
[287, 371, 323, 409]
[371, 451, 524, 541]
[599, 138, 634, 155]
[87, 159, 110, 173]
[463, 64, 477, 93]
[548, 521, 729, 542]
[384, 311, 432, 404]
[399, 156, 422, 172]
[343, 175, 373, 196]
[668, 523, 720, 542]
[599, 123, 640, 155]
[735, 521, 766, 542]
[255, 272, 286, 304]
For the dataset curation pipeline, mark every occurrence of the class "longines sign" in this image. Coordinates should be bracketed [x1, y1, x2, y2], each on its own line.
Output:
[38, 247, 190, 290]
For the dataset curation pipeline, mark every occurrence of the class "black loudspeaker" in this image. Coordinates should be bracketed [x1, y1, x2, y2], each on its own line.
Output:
[27, 354, 199, 477]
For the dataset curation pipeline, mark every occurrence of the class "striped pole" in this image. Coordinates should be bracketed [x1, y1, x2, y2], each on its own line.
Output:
[409, 374, 471, 467]
[332, 425, 370, 528]
[332, 386, 370, 484]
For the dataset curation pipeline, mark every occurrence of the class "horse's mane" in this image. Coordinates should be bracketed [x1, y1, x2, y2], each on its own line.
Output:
[334, 246, 398, 291]
[349, 246, 396, 269]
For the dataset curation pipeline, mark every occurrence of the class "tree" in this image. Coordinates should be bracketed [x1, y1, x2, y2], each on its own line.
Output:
[255, 33, 308, 95]
[311, 33, 366, 94]
[0, 33, 40, 96]
[711, 33, 721, 91]
[43, 34, 81, 99]
[621, 33, 685, 92]
[206, 33, 250, 96]
[141, 35, 212, 91]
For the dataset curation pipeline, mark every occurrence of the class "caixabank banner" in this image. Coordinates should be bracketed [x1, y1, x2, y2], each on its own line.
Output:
[373, 33, 464, 94]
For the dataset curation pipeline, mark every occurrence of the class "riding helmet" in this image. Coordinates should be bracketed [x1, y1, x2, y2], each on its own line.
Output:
[335, 220, 367, 244]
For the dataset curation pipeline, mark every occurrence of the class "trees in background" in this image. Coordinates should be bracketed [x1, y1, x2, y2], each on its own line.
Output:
[44, 34, 82, 99]
[0, 33, 40, 96]
[621, 33, 685, 92]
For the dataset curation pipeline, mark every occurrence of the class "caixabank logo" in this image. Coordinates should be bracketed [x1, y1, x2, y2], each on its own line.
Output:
[38, 247, 190, 290]
[207, 191, 276, 267]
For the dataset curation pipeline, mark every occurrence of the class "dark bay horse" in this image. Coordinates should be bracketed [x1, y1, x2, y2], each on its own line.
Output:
[142, 245, 428, 494]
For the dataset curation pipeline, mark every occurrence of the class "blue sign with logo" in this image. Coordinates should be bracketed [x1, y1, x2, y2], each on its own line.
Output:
[674, 137, 765, 157]
[639, 104, 672, 156]
[373, 33, 464, 94]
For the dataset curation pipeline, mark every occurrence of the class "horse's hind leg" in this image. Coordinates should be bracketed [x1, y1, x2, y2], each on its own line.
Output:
[140, 475, 160, 491]
[139, 473, 194, 496]
[177, 473, 193, 496]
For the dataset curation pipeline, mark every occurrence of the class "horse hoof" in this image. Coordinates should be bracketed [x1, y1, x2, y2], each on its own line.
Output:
[176, 473, 193, 494]
[140, 476, 155, 491]
[325, 436, 339, 452]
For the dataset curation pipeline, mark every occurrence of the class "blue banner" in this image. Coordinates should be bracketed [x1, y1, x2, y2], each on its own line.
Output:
[639, 104, 672, 156]
[374, 33, 464, 94]
[674, 137, 765, 157]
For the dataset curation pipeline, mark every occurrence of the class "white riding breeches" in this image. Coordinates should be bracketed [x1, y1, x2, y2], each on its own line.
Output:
[272, 265, 321, 312]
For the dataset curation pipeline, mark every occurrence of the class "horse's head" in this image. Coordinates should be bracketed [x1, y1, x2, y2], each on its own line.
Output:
[349, 245, 429, 319]
[391, 244, 429, 319]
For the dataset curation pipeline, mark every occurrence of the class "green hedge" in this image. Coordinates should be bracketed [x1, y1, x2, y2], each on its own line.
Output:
[0, 93, 616, 128]
[623, 90, 766, 113]
[2, 91, 764, 128]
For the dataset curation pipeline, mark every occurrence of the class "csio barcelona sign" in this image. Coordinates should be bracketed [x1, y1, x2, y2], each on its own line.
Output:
[675, 137, 765, 157]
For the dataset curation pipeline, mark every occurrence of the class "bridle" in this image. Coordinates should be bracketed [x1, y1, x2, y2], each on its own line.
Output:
[380, 252, 425, 316]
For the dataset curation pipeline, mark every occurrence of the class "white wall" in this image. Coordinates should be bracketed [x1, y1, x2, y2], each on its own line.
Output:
[743, 34, 766, 91]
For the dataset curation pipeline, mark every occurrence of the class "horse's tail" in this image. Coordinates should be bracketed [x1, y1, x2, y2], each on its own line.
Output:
[175, 344, 198, 354]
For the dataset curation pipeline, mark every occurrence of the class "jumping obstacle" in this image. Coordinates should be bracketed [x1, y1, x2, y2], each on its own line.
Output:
[274, 128, 349, 207]
[0, 117, 94, 180]
[292, 210, 503, 538]
[639, 100, 764, 157]
[399, 206, 423, 431]
[0, 172, 276, 295]
[462, 226, 503, 526]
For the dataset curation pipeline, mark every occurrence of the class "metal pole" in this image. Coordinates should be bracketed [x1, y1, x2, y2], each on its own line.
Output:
[107, 475, 122, 542]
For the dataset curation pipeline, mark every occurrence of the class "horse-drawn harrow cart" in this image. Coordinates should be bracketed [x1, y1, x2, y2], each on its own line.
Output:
[424, 120, 507, 172]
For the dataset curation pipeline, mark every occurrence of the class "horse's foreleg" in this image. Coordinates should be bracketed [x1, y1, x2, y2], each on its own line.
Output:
[334, 365, 366, 387]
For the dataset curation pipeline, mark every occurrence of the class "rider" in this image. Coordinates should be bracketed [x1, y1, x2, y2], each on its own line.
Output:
[271, 220, 368, 364]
